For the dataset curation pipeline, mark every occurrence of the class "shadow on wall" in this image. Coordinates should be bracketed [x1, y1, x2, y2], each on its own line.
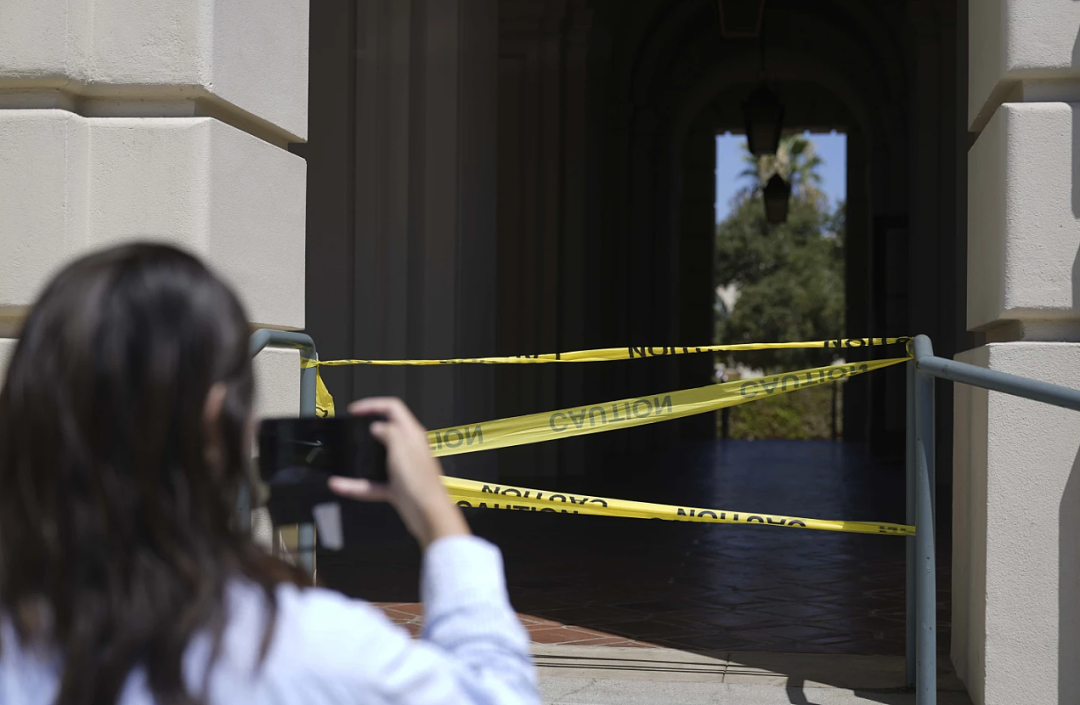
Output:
[1072, 32, 1080, 307]
[1067, 40, 1080, 702]
[1074, 25, 1080, 221]
[1062, 449, 1080, 702]
[1070, 35, 1080, 306]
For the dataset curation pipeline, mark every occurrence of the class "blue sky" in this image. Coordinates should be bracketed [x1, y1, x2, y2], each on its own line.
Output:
[715, 130, 846, 222]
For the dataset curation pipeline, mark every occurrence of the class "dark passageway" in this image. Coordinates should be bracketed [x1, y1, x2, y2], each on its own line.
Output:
[319, 440, 951, 656]
[303, 0, 967, 659]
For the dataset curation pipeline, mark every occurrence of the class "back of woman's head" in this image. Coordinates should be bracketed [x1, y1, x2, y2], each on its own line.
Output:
[0, 243, 296, 705]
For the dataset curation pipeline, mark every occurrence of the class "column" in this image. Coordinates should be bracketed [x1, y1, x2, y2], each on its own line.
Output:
[305, 0, 499, 479]
[495, 0, 566, 480]
[907, 0, 961, 469]
[558, 0, 596, 477]
[676, 110, 719, 440]
[0, 0, 308, 422]
[844, 127, 872, 441]
[957, 1, 1080, 702]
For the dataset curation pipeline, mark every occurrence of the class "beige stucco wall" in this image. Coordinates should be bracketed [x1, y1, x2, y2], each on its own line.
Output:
[0, 0, 308, 142]
[0, 0, 309, 549]
[969, 0, 1080, 131]
[0, 0, 308, 362]
[0, 339, 13, 381]
[967, 102, 1080, 332]
[252, 347, 301, 420]
[0, 111, 306, 333]
[953, 344, 1080, 705]
[963, 2, 1080, 703]
[951, 347, 989, 705]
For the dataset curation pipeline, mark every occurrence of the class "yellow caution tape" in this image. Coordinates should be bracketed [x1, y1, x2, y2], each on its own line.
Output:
[441, 476, 914, 537]
[315, 370, 335, 418]
[425, 357, 909, 457]
[300, 342, 914, 536]
[300, 337, 910, 367]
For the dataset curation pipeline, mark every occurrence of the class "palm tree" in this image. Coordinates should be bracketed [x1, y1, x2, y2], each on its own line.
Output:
[739, 134, 825, 206]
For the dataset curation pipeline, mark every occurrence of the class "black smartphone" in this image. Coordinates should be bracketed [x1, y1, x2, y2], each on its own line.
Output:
[258, 416, 387, 526]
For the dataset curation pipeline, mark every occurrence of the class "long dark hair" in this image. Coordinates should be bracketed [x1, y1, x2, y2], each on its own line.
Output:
[0, 244, 304, 704]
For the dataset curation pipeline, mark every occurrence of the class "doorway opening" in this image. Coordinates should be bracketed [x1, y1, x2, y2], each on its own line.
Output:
[714, 130, 848, 441]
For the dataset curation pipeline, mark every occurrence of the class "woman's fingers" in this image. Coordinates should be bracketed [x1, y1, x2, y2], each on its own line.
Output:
[328, 476, 391, 502]
[368, 420, 390, 442]
[348, 397, 428, 433]
[337, 398, 467, 547]
[348, 397, 408, 420]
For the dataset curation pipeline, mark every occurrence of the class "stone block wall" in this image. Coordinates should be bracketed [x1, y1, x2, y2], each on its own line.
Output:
[957, 2, 1080, 702]
[0, 0, 308, 418]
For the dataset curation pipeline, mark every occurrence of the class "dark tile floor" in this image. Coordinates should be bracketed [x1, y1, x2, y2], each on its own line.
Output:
[319, 440, 951, 655]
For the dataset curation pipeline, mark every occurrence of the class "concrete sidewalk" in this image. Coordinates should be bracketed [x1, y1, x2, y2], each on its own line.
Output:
[535, 645, 972, 705]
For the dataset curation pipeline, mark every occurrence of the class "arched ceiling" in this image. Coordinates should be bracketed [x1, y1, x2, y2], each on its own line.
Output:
[593, 0, 910, 151]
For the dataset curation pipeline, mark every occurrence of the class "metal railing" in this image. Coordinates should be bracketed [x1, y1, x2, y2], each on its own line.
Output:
[242, 329, 1080, 702]
[247, 329, 319, 572]
[905, 334, 1080, 704]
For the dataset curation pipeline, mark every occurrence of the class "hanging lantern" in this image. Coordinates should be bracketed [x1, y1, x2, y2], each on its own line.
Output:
[743, 83, 784, 157]
[763, 173, 791, 224]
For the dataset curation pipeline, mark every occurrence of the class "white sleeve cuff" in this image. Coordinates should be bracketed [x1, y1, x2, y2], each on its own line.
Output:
[420, 535, 510, 618]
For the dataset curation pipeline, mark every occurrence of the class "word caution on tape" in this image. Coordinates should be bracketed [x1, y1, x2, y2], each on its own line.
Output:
[442, 476, 914, 537]
[296, 337, 913, 536]
[301, 337, 910, 367]
[426, 357, 909, 457]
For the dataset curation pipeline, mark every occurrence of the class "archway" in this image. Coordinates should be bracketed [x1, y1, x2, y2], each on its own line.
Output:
[307, 0, 966, 662]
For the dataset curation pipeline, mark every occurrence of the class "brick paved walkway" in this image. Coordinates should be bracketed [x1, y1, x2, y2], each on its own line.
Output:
[320, 440, 951, 655]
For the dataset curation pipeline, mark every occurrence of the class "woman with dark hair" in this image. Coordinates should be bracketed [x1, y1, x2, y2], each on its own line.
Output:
[0, 244, 537, 705]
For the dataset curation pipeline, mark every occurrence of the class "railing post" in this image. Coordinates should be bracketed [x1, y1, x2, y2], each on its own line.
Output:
[295, 348, 318, 574]
[296, 357, 317, 574]
[299, 358, 317, 418]
[905, 359, 916, 688]
[248, 329, 319, 574]
[913, 335, 937, 705]
[236, 481, 252, 535]
[905, 334, 1080, 704]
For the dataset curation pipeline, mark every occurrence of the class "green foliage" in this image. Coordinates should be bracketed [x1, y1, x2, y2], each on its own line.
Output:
[715, 137, 845, 372]
[724, 382, 841, 440]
